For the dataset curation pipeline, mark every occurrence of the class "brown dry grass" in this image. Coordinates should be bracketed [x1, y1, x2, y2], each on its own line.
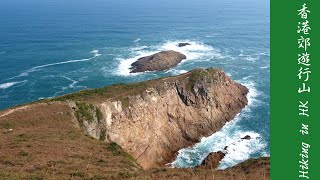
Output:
[0, 102, 269, 180]
[0, 102, 139, 179]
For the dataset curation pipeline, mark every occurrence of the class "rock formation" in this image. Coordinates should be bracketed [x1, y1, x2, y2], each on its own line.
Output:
[197, 151, 226, 169]
[69, 68, 248, 169]
[177, 43, 191, 47]
[130, 50, 186, 73]
[241, 135, 251, 140]
[0, 68, 248, 170]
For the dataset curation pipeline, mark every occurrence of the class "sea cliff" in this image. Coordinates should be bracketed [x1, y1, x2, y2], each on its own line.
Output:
[0, 68, 248, 170]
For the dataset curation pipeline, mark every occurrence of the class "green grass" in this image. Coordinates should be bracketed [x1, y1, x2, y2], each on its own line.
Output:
[75, 102, 94, 125]
[120, 97, 130, 108]
[187, 68, 219, 91]
[106, 143, 135, 162]
[106, 143, 124, 156]
[44, 82, 149, 103]
[36, 68, 220, 104]
[95, 108, 104, 123]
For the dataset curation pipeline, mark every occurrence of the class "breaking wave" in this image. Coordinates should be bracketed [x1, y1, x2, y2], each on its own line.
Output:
[116, 40, 224, 76]
[0, 80, 27, 90]
[170, 79, 267, 169]
[52, 76, 88, 97]
[8, 50, 101, 79]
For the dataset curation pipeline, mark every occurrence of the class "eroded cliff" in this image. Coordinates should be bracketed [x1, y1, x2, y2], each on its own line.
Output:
[64, 68, 248, 169]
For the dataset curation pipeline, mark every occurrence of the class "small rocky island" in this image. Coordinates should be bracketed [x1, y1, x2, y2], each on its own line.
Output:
[177, 42, 191, 47]
[130, 50, 186, 73]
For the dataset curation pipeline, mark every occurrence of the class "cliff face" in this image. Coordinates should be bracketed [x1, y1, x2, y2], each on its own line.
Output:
[70, 68, 248, 169]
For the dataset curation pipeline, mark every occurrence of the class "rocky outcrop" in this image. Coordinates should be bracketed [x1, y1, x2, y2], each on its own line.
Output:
[197, 151, 225, 169]
[178, 43, 191, 47]
[69, 68, 248, 169]
[241, 135, 251, 140]
[130, 50, 186, 73]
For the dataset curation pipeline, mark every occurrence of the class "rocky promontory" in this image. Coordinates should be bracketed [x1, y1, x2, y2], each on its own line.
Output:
[130, 50, 186, 73]
[59, 68, 248, 169]
[0, 68, 248, 170]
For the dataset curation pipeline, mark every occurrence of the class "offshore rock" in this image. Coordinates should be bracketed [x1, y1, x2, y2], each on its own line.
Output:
[177, 43, 191, 47]
[130, 50, 186, 73]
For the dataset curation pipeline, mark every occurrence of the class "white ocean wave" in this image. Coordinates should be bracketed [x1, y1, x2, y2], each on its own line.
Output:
[53, 76, 87, 97]
[242, 56, 259, 62]
[130, 46, 149, 51]
[133, 38, 141, 43]
[0, 82, 19, 89]
[116, 40, 225, 76]
[165, 69, 188, 75]
[260, 65, 269, 69]
[8, 50, 101, 79]
[0, 80, 27, 89]
[171, 80, 265, 169]
[218, 131, 266, 169]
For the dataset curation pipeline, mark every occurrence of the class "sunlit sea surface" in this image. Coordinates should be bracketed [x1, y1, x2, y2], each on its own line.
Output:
[0, 0, 269, 168]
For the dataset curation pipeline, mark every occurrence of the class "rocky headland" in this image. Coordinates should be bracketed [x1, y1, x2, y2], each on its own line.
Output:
[68, 68, 248, 169]
[0, 68, 269, 179]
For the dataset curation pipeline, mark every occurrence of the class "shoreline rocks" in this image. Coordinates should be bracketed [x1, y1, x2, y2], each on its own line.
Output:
[197, 151, 226, 169]
[130, 50, 186, 73]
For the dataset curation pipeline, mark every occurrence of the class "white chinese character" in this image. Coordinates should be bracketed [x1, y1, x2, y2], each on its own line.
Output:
[298, 52, 310, 66]
[297, 20, 311, 34]
[298, 36, 311, 51]
[298, 4, 310, 19]
[297, 67, 311, 82]
[298, 83, 310, 93]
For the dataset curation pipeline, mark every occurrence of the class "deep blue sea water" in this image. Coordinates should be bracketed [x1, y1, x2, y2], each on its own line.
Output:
[0, 0, 269, 168]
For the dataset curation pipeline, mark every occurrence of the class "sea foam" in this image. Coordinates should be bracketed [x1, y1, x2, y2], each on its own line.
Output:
[8, 50, 101, 80]
[116, 40, 223, 76]
[0, 80, 27, 89]
[170, 79, 266, 169]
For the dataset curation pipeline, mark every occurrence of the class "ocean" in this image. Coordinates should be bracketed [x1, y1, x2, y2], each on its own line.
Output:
[0, 0, 270, 169]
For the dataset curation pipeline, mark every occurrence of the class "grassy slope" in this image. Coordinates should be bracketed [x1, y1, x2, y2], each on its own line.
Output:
[0, 103, 140, 180]
[0, 102, 269, 180]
